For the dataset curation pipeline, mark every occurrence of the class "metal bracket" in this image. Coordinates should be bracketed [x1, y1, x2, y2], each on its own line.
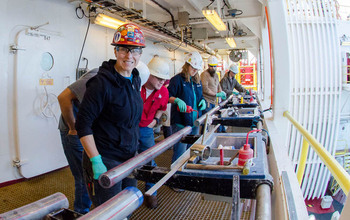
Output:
[9, 44, 26, 54]
[231, 175, 240, 220]
[12, 159, 27, 168]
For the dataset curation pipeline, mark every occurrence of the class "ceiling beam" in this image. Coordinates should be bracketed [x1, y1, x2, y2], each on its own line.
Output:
[189, 15, 261, 25]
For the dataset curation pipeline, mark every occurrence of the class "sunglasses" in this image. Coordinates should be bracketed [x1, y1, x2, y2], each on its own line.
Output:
[116, 46, 142, 56]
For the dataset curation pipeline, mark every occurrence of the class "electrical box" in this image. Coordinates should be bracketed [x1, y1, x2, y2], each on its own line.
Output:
[178, 11, 189, 27]
[192, 28, 208, 40]
[236, 64, 257, 91]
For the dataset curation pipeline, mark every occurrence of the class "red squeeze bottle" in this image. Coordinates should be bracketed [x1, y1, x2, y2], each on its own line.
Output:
[238, 144, 253, 166]
[177, 105, 194, 113]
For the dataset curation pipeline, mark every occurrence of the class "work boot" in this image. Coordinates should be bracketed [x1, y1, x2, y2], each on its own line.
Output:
[144, 195, 158, 209]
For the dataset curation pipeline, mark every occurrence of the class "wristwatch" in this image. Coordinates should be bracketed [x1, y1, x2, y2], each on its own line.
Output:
[154, 117, 159, 125]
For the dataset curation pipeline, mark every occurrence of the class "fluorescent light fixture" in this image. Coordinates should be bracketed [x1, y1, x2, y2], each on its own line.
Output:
[94, 14, 125, 29]
[226, 37, 236, 48]
[341, 41, 350, 46]
[202, 8, 226, 31]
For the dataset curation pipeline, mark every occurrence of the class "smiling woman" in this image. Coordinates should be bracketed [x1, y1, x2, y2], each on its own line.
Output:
[75, 23, 145, 208]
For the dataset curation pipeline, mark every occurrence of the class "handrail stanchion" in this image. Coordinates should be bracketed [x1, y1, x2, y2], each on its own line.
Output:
[296, 138, 309, 185]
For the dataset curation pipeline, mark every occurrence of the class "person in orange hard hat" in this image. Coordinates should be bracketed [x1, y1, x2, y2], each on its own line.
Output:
[76, 23, 145, 207]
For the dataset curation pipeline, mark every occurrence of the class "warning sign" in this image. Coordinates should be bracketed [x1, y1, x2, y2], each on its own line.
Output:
[39, 78, 54, 85]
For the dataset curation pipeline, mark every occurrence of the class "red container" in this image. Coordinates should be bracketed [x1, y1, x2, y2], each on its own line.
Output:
[238, 144, 253, 166]
[177, 105, 193, 113]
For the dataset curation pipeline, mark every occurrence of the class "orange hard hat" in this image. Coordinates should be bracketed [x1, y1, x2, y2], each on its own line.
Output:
[111, 23, 146, 47]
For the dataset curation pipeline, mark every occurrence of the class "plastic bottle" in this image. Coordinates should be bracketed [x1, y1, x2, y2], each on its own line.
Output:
[238, 144, 253, 166]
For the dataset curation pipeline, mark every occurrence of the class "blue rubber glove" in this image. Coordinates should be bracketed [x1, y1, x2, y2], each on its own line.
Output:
[233, 91, 239, 96]
[174, 98, 187, 112]
[216, 91, 226, 100]
[198, 99, 206, 111]
[90, 155, 107, 180]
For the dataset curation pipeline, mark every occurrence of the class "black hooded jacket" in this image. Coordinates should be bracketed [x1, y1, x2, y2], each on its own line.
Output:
[76, 59, 143, 161]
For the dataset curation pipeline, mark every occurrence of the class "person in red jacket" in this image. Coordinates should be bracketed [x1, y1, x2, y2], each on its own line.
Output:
[138, 56, 170, 209]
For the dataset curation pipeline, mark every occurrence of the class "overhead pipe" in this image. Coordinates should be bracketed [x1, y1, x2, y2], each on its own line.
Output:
[264, 6, 274, 108]
[194, 95, 233, 127]
[0, 193, 68, 220]
[78, 187, 143, 220]
[99, 126, 192, 188]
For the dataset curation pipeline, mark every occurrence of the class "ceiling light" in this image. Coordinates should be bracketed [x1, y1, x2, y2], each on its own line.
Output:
[226, 37, 236, 48]
[202, 8, 227, 31]
[93, 14, 125, 30]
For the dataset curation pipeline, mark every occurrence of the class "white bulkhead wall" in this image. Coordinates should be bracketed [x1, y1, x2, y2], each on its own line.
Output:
[0, 0, 186, 184]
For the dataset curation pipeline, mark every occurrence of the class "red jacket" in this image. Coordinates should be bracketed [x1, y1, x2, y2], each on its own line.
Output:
[139, 85, 169, 127]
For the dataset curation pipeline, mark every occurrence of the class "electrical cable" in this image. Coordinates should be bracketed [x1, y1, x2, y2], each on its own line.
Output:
[206, 0, 215, 8]
[226, 9, 243, 17]
[75, 7, 91, 80]
[262, 107, 272, 113]
[75, 5, 86, 19]
[261, 129, 270, 138]
[150, 0, 176, 30]
[221, 0, 229, 10]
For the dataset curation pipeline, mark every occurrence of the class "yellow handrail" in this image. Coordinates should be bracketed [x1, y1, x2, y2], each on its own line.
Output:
[296, 139, 309, 185]
[283, 111, 350, 195]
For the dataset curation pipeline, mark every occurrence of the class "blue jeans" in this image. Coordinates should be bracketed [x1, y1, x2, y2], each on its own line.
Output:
[202, 100, 226, 133]
[171, 125, 199, 163]
[60, 131, 91, 214]
[138, 127, 157, 195]
[162, 126, 172, 139]
[82, 152, 137, 207]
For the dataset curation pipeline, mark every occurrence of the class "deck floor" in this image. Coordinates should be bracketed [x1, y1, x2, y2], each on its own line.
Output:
[0, 148, 255, 219]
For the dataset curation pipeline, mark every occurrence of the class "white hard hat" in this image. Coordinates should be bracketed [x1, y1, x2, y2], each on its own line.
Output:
[185, 51, 203, 70]
[136, 61, 150, 87]
[147, 56, 170, 80]
[229, 63, 239, 74]
[208, 55, 218, 66]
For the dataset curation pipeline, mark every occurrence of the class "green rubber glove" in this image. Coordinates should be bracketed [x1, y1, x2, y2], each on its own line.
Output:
[246, 90, 250, 95]
[174, 98, 187, 112]
[90, 155, 107, 180]
[233, 91, 239, 96]
[198, 99, 206, 111]
[216, 91, 226, 100]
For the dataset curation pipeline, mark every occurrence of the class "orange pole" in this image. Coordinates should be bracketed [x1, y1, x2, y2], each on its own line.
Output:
[265, 6, 274, 107]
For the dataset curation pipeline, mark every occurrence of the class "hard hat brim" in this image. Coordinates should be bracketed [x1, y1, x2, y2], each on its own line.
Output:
[150, 70, 170, 80]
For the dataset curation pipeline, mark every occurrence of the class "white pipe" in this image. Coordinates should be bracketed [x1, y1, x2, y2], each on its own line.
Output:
[0, 193, 68, 220]
[99, 126, 192, 188]
[11, 27, 29, 178]
[78, 187, 143, 220]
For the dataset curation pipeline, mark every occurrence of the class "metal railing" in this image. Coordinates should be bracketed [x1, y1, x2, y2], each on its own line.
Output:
[283, 111, 350, 195]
